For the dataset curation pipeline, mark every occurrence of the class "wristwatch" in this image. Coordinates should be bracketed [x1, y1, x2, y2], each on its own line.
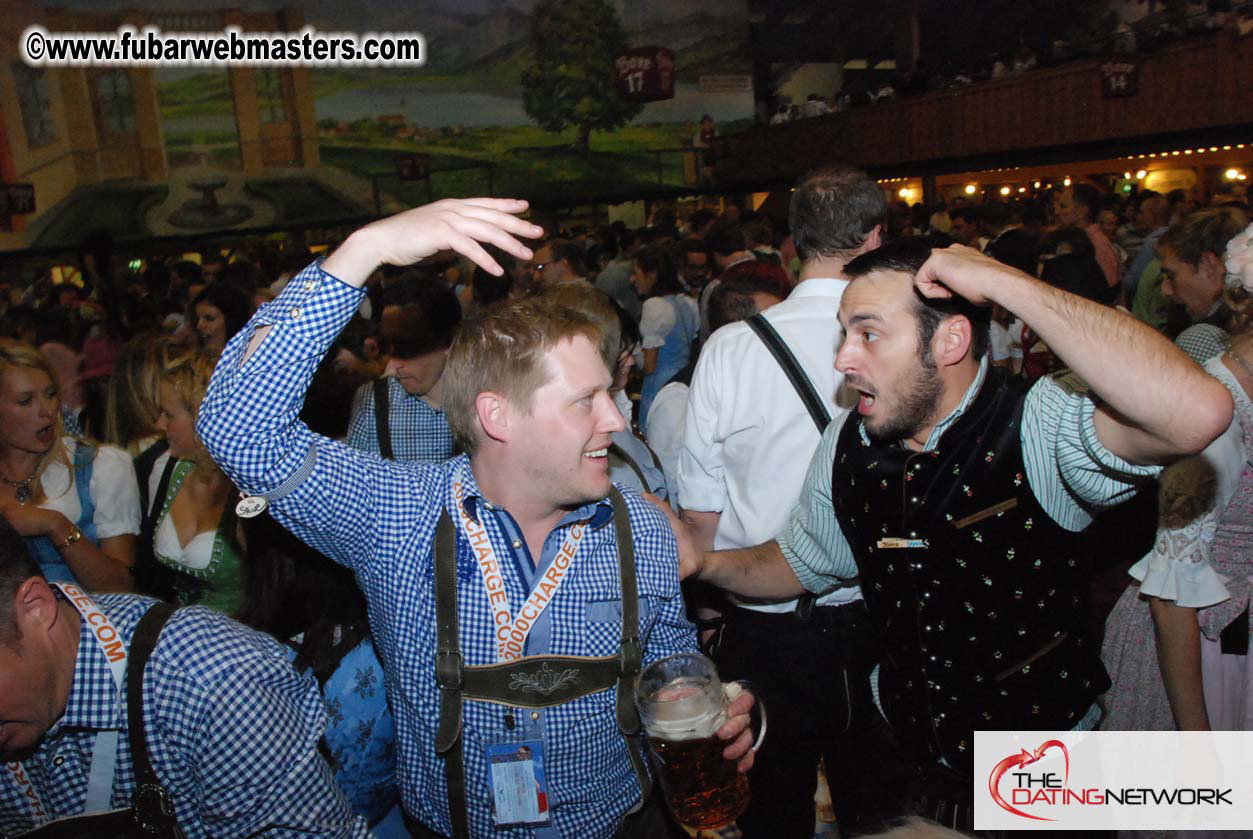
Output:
[57, 525, 83, 550]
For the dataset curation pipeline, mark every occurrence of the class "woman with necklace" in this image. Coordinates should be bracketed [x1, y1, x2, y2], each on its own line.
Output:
[144, 350, 244, 614]
[0, 341, 139, 590]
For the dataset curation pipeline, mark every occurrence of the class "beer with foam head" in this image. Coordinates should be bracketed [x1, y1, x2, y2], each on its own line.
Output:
[635, 656, 755, 829]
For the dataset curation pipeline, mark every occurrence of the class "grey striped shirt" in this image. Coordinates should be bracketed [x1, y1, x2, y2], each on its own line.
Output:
[779, 357, 1161, 592]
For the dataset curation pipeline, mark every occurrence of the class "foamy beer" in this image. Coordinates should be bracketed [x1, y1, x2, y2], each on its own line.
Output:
[634, 652, 766, 829]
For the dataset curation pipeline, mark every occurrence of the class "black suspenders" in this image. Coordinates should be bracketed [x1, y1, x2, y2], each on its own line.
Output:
[744, 313, 832, 434]
[373, 378, 394, 460]
[15, 602, 183, 839]
[432, 488, 647, 839]
[744, 313, 829, 619]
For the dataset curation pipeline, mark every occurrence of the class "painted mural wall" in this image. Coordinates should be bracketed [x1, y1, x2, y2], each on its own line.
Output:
[0, 0, 753, 250]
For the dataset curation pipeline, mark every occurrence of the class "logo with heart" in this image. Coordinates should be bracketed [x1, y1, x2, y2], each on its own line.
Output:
[988, 739, 1069, 821]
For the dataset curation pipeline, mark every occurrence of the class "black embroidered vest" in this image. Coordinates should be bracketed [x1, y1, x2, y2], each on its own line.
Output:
[831, 368, 1109, 772]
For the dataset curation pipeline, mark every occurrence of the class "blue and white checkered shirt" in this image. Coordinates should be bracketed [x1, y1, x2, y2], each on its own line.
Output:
[198, 262, 697, 839]
[346, 375, 455, 462]
[0, 594, 367, 838]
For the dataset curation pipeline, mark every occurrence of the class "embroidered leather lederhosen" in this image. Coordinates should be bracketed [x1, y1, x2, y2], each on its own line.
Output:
[9, 603, 184, 839]
[830, 368, 1108, 773]
[432, 487, 648, 839]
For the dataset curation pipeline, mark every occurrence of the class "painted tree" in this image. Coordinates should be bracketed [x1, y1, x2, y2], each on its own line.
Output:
[521, 0, 643, 153]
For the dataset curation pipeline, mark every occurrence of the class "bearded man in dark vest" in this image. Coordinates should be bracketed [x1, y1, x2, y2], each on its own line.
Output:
[666, 239, 1235, 829]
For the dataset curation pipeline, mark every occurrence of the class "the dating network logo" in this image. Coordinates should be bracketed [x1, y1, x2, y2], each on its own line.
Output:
[976, 731, 1247, 830]
[988, 739, 1070, 821]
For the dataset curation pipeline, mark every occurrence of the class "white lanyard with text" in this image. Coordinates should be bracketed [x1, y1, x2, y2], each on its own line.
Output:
[452, 472, 588, 662]
[5, 583, 128, 826]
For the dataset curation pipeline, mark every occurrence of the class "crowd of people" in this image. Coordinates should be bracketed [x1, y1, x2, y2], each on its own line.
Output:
[766, 1, 1253, 127]
[0, 160, 1250, 839]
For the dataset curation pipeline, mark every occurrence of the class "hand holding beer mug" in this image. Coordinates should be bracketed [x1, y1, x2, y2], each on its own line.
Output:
[635, 652, 766, 829]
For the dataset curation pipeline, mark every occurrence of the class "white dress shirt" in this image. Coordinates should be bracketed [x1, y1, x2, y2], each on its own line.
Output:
[678, 277, 862, 612]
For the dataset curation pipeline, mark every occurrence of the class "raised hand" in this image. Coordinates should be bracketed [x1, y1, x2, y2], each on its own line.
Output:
[323, 198, 545, 286]
[913, 242, 1032, 306]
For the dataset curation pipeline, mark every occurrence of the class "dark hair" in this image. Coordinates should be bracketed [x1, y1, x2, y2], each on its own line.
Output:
[1040, 253, 1109, 305]
[219, 260, 257, 297]
[1070, 183, 1101, 221]
[236, 513, 370, 687]
[981, 201, 1013, 230]
[742, 220, 773, 249]
[633, 245, 684, 298]
[35, 307, 81, 351]
[543, 238, 586, 277]
[688, 209, 716, 233]
[1021, 200, 1049, 228]
[1159, 205, 1251, 267]
[950, 206, 980, 226]
[614, 298, 641, 355]
[384, 281, 463, 359]
[708, 262, 789, 333]
[0, 519, 42, 643]
[332, 316, 379, 362]
[843, 237, 990, 361]
[985, 229, 1040, 277]
[704, 223, 746, 258]
[192, 283, 253, 344]
[1042, 225, 1096, 261]
[379, 271, 427, 310]
[280, 250, 313, 276]
[169, 260, 203, 287]
[789, 164, 886, 262]
[383, 304, 448, 360]
[472, 265, 512, 308]
[301, 350, 360, 439]
[680, 238, 712, 262]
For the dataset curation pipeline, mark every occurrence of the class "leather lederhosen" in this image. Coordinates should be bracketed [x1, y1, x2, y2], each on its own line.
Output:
[10, 602, 183, 839]
[430, 487, 648, 839]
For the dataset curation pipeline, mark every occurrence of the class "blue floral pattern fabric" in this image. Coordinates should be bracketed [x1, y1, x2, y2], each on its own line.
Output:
[288, 637, 404, 836]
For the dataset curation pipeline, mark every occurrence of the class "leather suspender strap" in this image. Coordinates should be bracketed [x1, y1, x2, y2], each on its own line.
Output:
[745, 313, 832, 434]
[745, 314, 827, 619]
[431, 490, 646, 837]
[125, 602, 183, 837]
[609, 443, 649, 492]
[432, 512, 469, 839]
[373, 378, 393, 460]
[608, 487, 648, 816]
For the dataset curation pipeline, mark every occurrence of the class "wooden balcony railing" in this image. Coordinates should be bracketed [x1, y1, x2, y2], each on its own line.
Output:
[717, 32, 1253, 186]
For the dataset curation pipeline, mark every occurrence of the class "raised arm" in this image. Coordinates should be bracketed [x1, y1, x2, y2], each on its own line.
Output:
[915, 245, 1233, 464]
[241, 199, 541, 364]
[198, 199, 542, 568]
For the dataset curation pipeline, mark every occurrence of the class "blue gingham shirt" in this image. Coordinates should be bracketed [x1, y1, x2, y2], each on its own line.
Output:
[346, 375, 455, 462]
[197, 262, 697, 839]
[0, 594, 367, 838]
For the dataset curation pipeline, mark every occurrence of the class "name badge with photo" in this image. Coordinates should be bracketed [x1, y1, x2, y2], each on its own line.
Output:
[485, 740, 551, 827]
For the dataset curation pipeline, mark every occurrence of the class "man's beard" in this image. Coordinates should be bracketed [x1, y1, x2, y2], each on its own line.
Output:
[866, 352, 943, 443]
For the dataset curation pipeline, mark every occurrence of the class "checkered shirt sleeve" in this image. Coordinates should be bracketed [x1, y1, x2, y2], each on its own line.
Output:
[0, 595, 367, 838]
[197, 261, 699, 837]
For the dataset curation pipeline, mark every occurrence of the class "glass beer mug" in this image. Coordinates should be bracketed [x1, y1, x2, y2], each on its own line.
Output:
[634, 652, 767, 829]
